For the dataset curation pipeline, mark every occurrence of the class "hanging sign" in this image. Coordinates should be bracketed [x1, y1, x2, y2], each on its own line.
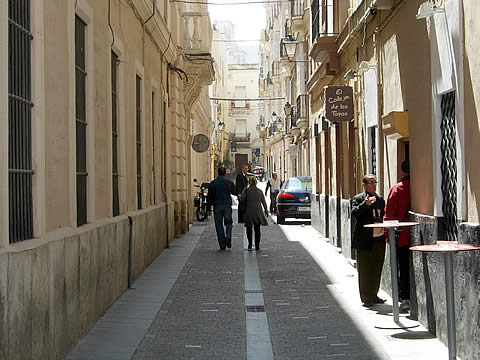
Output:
[325, 86, 354, 122]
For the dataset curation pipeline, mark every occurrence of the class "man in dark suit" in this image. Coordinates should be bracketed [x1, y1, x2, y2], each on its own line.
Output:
[235, 165, 249, 222]
[352, 174, 386, 307]
[207, 167, 236, 250]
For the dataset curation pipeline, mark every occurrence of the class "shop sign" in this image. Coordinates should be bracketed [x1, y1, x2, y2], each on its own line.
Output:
[325, 86, 354, 122]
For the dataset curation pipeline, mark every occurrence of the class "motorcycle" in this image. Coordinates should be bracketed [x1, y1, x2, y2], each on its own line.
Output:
[193, 179, 209, 222]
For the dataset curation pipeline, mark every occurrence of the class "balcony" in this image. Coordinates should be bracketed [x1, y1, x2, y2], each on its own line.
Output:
[296, 94, 308, 129]
[289, 108, 301, 137]
[291, 0, 306, 18]
[271, 61, 280, 77]
[182, 12, 212, 54]
[309, 0, 339, 66]
[234, 132, 251, 144]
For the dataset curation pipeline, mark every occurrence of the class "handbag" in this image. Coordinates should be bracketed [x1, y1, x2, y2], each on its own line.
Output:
[238, 189, 248, 223]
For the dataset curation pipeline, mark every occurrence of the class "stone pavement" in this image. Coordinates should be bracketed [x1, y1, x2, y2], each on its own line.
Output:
[67, 205, 450, 359]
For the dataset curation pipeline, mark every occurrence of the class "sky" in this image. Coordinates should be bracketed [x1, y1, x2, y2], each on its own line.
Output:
[208, 0, 266, 43]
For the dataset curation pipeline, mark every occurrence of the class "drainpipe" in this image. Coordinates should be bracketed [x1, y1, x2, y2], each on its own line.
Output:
[127, 216, 133, 288]
[373, 28, 384, 192]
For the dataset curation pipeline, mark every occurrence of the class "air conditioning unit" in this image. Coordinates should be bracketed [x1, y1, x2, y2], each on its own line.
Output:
[372, 0, 394, 10]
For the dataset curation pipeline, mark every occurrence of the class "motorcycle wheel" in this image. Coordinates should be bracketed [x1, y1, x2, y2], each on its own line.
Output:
[196, 206, 208, 222]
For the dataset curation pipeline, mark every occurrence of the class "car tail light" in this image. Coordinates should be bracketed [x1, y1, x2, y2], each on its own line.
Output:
[278, 192, 295, 199]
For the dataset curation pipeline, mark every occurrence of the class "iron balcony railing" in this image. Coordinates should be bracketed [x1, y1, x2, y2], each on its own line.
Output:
[291, 0, 305, 18]
[234, 132, 251, 143]
[296, 94, 307, 120]
[272, 61, 280, 77]
[311, 0, 336, 40]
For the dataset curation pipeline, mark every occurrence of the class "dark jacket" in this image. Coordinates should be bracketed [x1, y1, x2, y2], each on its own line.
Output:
[351, 191, 385, 249]
[207, 176, 235, 210]
[240, 186, 268, 227]
[235, 172, 248, 196]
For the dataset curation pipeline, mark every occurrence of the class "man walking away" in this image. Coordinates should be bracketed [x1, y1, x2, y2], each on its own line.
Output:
[384, 160, 411, 312]
[235, 165, 249, 222]
[207, 167, 236, 250]
[352, 174, 386, 307]
[265, 172, 282, 215]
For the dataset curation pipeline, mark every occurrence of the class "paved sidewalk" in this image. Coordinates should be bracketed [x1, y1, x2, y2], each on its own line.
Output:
[67, 206, 449, 359]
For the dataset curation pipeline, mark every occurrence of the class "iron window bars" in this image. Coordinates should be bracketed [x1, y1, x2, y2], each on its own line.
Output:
[8, 0, 34, 243]
[75, 16, 88, 226]
[440, 91, 458, 241]
[112, 51, 120, 216]
[136, 75, 142, 210]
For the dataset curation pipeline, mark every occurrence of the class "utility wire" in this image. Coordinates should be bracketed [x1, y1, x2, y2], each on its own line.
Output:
[172, 0, 291, 5]
[210, 97, 285, 101]
[213, 39, 262, 42]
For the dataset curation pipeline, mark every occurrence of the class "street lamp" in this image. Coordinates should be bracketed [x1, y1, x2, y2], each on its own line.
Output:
[283, 102, 292, 116]
[271, 111, 278, 123]
[274, 117, 283, 131]
[218, 121, 225, 131]
[282, 34, 298, 59]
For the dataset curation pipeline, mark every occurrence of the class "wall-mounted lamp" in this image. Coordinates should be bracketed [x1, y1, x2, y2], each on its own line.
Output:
[283, 102, 292, 116]
[358, 61, 377, 74]
[344, 69, 358, 80]
[282, 34, 298, 59]
[272, 111, 278, 123]
[416, 1, 444, 20]
[218, 121, 225, 131]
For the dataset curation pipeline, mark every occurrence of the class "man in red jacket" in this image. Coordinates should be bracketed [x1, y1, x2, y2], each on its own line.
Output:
[384, 160, 411, 312]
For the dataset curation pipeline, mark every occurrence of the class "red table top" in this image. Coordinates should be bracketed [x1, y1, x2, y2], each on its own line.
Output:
[410, 241, 480, 252]
[364, 221, 419, 229]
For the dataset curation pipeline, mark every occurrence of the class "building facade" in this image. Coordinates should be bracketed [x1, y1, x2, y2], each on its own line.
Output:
[259, 0, 479, 357]
[0, 0, 213, 358]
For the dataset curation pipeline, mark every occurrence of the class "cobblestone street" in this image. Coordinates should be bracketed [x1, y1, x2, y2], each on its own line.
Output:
[67, 196, 449, 359]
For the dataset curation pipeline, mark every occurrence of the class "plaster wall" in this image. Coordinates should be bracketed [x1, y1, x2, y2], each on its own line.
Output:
[0, 203, 173, 360]
[463, 1, 480, 223]
[379, 0, 432, 215]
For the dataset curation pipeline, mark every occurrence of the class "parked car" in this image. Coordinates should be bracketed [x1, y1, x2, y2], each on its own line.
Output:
[252, 166, 265, 181]
[276, 177, 312, 224]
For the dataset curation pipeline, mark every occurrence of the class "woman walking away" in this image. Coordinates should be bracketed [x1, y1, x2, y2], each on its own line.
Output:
[240, 176, 269, 250]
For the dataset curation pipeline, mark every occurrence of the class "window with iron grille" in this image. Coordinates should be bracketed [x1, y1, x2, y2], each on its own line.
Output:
[369, 126, 376, 175]
[136, 75, 142, 210]
[75, 16, 88, 226]
[111, 51, 120, 216]
[311, 0, 319, 39]
[152, 91, 156, 205]
[440, 91, 457, 241]
[8, 0, 34, 243]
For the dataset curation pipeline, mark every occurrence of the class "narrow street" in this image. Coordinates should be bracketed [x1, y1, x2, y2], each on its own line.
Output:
[67, 183, 448, 360]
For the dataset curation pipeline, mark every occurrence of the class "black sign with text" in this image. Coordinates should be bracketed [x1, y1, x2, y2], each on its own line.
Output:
[325, 86, 354, 122]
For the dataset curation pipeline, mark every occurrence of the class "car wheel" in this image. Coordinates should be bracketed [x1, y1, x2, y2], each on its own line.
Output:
[277, 214, 285, 224]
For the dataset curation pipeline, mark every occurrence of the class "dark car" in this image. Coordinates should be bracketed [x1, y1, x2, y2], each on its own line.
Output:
[252, 166, 265, 181]
[276, 177, 312, 224]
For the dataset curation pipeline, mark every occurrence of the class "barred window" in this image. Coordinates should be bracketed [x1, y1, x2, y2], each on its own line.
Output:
[152, 91, 156, 205]
[136, 75, 142, 210]
[8, 0, 34, 243]
[75, 16, 88, 226]
[112, 52, 119, 216]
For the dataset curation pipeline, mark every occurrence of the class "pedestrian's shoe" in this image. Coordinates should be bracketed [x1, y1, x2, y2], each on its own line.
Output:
[362, 302, 374, 307]
[374, 296, 386, 304]
[247, 245, 253, 251]
[399, 300, 410, 313]
[226, 239, 232, 249]
[255, 240, 260, 250]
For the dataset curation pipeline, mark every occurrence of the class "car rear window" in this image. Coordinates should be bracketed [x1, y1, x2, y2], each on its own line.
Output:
[284, 178, 312, 191]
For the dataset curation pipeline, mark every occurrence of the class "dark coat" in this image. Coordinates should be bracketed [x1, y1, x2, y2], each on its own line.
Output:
[351, 191, 385, 250]
[235, 172, 248, 196]
[207, 176, 235, 210]
[240, 186, 268, 227]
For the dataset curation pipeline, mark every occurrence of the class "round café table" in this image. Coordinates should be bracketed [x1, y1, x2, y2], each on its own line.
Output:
[410, 241, 480, 360]
[364, 221, 419, 325]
